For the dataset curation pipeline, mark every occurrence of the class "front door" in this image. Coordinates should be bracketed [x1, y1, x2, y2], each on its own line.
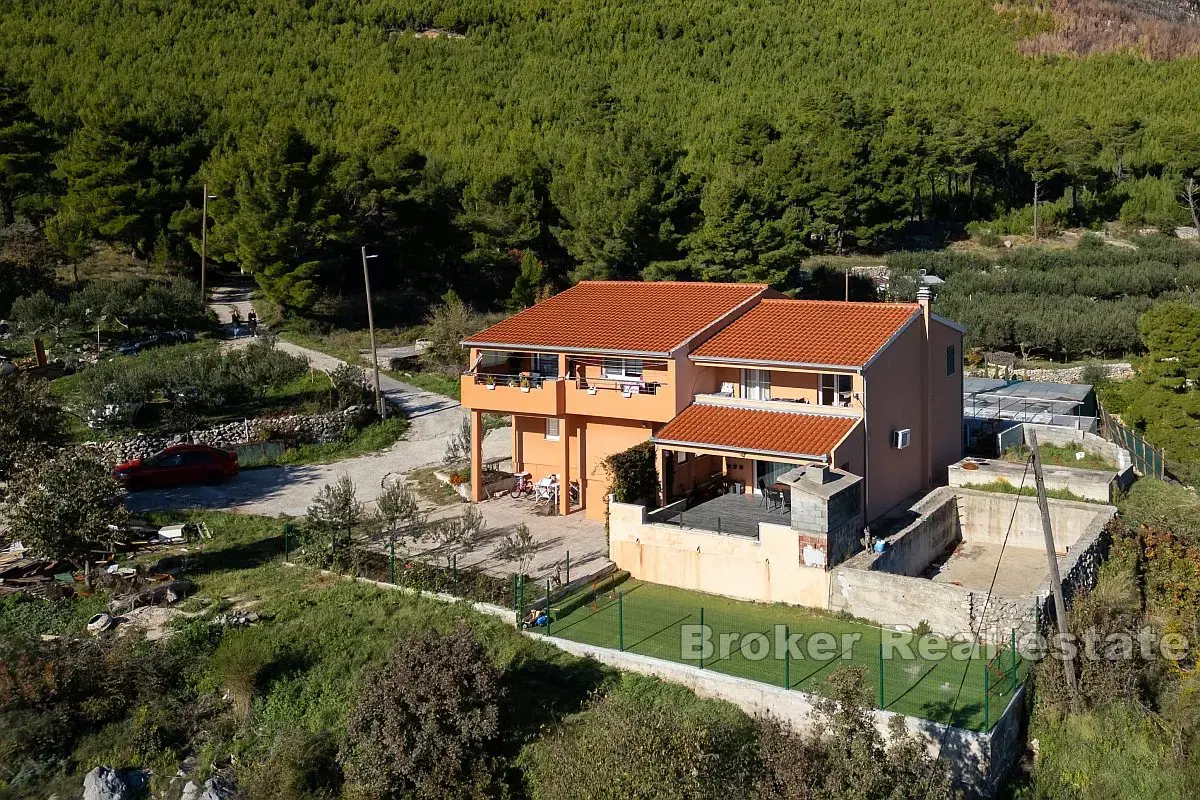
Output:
[742, 369, 771, 401]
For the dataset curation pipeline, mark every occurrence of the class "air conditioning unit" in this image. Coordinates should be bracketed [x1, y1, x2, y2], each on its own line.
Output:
[892, 428, 912, 450]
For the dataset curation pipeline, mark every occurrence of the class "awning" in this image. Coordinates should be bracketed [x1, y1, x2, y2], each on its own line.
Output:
[652, 403, 860, 462]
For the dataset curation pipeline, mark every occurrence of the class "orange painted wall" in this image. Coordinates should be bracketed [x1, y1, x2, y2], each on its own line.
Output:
[831, 423, 866, 476]
[862, 320, 927, 521]
[513, 414, 653, 521]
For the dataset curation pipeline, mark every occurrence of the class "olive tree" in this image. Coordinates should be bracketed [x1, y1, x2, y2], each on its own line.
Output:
[1, 450, 127, 585]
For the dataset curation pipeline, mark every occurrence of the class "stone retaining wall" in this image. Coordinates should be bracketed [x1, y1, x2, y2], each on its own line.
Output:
[80, 406, 372, 465]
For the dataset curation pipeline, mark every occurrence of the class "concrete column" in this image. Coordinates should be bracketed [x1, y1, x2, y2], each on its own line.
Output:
[512, 416, 522, 472]
[657, 446, 669, 506]
[470, 408, 484, 502]
[559, 415, 571, 515]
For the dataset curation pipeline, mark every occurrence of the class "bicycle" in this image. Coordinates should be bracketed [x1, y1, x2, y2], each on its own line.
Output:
[510, 471, 535, 499]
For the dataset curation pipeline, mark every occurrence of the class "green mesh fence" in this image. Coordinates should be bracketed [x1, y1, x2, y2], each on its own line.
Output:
[546, 580, 1029, 733]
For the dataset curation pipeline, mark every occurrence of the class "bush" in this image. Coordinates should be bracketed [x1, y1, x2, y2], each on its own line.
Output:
[421, 290, 484, 370]
[244, 729, 343, 800]
[330, 362, 371, 409]
[340, 625, 505, 800]
[521, 676, 757, 800]
[603, 441, 660, 507]
[209, 631, 273, 717]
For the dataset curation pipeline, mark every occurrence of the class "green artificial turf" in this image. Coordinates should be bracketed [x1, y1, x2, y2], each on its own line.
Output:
[548, 580, 1027, 732]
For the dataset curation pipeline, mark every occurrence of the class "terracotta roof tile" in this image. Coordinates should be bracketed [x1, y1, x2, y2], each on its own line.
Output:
[692, 299, 921, 368]
[653, 403, 860, 460]
[463, 281, 768, 354]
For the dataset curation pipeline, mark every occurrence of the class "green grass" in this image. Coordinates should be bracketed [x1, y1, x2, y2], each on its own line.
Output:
[548, 580, 1026, 732]
[266, 416, 411, 466]
[387, 368, 461, 400]
[1002, 443, 1114, 471]
[961, 479, 1100, 504]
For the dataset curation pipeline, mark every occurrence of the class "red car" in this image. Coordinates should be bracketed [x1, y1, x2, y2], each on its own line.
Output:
[113, 444, 239, 491]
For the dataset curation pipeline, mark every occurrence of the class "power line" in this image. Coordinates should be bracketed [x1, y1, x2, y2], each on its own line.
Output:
[921, 456, 1032, 792]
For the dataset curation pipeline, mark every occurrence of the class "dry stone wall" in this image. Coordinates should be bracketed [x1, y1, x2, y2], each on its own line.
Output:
[79, 406, 372, 465]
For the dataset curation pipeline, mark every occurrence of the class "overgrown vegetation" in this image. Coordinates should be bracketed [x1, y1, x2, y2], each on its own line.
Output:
[602, 441, 660, 507]
[1010, 478, 1200, 796]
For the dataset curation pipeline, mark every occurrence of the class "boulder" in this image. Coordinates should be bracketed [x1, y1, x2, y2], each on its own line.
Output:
[82, 766, 140, 800]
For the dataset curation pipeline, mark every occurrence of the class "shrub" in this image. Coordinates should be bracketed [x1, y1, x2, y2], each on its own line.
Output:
[303, 476, 368, 569]
[521, 675, 758, 800]
[339, 625, 504, 800]
[209, 631, 273, 717]
[752, 669, 951, 799]
[421, 290, 483, 370]
[330, 362, 371, 409]
[602, 441, 660, 507]
[244, 729, 343, 800]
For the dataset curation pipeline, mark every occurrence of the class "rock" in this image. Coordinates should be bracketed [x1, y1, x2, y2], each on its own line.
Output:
[82, 766, 133, 800]
[180, 776, 241, 800]
[109, 579, 196, 615]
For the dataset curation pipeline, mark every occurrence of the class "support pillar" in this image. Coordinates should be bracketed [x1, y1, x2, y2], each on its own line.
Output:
[657, 446, 669, 507]
[559, 415, 571, 515]
[470, 408, 484, 502]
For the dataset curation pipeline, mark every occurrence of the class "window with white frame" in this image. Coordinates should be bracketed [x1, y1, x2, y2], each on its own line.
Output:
[819, 373, 853, 406]
[602, 358, 644, 380]
[741, 369, 772, 401]
[545, 418, 560, 441]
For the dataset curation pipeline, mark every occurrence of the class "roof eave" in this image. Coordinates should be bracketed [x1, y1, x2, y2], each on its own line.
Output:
[688, 355, 863, 372]
[460, 341, 670, 358]
[650, 437, 830, 463]
[931, 313, 967, 335]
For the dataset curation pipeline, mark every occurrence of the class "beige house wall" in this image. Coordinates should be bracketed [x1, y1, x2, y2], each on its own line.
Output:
[608, 502, 831, 607]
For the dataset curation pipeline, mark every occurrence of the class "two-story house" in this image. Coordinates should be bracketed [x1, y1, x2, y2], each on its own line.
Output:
[460, 280, 963, 523]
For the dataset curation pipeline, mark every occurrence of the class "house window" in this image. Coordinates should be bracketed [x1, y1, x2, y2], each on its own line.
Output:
[533, 353, 559, 377]
[545, 418, 560, 441]
[819, 374, 853, 406]
[741, 369, 772, 401]
[755, 460, 792, 490]
[946, 345, 957, 377]
[602, 358, 643, 379]
[480, 350, 509, 369]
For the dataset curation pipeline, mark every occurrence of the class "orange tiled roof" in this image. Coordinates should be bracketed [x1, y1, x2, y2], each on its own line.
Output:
[691, 299, 921, 368]
[653, 403, 859, 460]
[463, 281, 768, 355]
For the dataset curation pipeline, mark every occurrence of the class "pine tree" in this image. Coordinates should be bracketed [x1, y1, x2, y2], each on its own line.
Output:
[0, 72, 55, 225]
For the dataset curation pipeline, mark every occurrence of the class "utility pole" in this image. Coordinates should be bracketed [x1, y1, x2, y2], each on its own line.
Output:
[1027, 429, 1078, 707]
[844, 266, 850, 302]
[200, 185, 216, 307]
[361, 246, 385, 420]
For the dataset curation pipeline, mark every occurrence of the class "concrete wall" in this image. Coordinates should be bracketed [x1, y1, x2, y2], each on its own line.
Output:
[1013, 423, 1132, 472]
[871, 489, 962, 577]
[609, 501, 831, 607]
[955, 489, 1114, 554]
[948, 458, 1129, 503]
[534, 632, 1022, 798]
[831, 488, 1115, 644]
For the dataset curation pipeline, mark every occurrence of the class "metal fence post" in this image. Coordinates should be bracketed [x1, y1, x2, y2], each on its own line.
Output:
[545, 577, 552, 634]
[565, 550, 570, 586]
[983, 659, 991, 731]
[452, 553, 458, 585]
[699, 607, 705, 669]
[1010, 629, 1018, 693]
[618, 590, 624, 651]
[877, 636, 885, 708]
[784, 624, 790, 689]
[283, 524, 289, 563]
[389, 538, 395, 584]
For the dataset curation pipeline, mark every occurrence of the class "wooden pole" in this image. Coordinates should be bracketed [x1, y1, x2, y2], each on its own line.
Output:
[1027, 429, 1078, 707]
[200, 184, 208, 307]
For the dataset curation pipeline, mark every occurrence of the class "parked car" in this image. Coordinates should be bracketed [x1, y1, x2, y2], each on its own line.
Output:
[116, 330, 195, 356]
[113, 444, 239, 491]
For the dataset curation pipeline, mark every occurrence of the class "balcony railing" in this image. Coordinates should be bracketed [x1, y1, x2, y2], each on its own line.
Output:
[575, 377, 662, 396]
[473, 373, 556, 391]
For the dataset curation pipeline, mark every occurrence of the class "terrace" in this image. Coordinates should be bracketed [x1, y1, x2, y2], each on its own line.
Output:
[647, 492, 791, 538]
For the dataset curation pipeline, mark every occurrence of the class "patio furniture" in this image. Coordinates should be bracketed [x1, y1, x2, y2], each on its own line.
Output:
[757, 478, 768, 507]
[764, 488, 785, 512]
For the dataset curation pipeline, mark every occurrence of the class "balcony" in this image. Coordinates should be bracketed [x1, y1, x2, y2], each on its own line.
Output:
[565, 376, 677, 422]
[693, 392, 862, 418]
[460, 372, 565, 416]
